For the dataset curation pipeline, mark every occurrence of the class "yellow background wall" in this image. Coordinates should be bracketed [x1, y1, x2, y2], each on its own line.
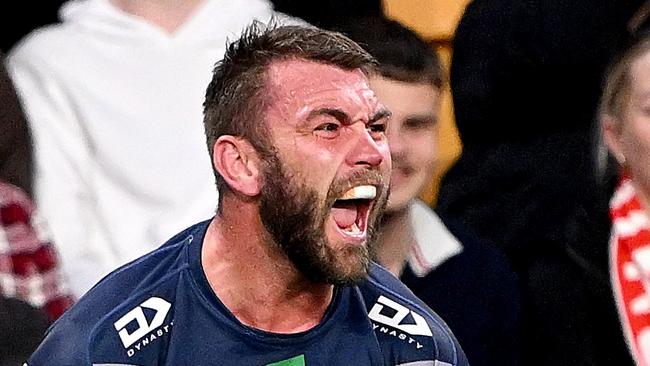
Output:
[383, 0, 471, 205]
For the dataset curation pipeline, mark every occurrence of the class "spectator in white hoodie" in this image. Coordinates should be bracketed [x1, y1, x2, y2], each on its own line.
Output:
[6, 0, 289, 297]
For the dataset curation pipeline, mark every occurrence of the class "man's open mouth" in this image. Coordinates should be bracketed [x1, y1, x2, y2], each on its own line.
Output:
[330, 185, 376, 237]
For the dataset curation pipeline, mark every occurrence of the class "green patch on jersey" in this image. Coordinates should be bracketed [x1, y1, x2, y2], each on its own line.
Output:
[266, 354, 306, 366]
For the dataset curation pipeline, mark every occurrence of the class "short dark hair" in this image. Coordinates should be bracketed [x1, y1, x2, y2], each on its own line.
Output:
[331, 17, 444, 88]
[203, 22, 378, 196]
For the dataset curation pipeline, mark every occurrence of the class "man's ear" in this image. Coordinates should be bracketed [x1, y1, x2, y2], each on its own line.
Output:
[602, 115, 626, 165]
[212, 136, 263, 196]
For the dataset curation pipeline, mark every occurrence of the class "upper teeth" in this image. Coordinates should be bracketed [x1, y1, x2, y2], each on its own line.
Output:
[339, 185, 376, 200]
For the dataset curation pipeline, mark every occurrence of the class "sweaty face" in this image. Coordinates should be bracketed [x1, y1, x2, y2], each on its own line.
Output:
[259, 59, 392, 284]
[612, 51, 650, 202]
[369, 76, 440, 212]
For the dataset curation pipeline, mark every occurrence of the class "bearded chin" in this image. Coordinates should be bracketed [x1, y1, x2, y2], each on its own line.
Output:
[259, 154, 385, 286]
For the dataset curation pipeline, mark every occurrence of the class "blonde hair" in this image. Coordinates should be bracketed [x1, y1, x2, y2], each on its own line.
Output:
[600, 33, 650, 128]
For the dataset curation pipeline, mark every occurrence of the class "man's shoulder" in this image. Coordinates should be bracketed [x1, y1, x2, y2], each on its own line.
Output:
[357, 262, 468, 366]
[27, 222, 206, 364]
[80, 221, 199, 302]
[361, 262, 450, 326]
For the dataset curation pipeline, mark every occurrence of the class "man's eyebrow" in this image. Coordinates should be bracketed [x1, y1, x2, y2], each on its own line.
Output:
[369, 108, 392, 124]
[306, 108, 350, 124]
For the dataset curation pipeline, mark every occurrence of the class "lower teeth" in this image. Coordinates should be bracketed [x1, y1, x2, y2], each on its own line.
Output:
[344, 222, 361, 234]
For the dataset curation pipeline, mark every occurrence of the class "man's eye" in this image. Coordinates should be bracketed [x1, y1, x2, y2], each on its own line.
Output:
[405, 120, 426, 130]
[314, 122, 341, 138]
[404, 118, 435, 131]
[404, 120, 427, 130]
[369, 123, 387, 133]
[316, 123, 340, 132]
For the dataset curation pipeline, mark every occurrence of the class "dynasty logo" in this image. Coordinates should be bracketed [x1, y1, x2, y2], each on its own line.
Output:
[113, 297, 173, 357]
[368, 295, 432, 350]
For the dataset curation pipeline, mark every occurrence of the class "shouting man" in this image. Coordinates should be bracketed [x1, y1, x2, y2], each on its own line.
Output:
[27, 24, 468, 366]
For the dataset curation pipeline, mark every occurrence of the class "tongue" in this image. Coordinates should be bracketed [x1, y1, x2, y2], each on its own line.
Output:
[331, 201, 358, 229]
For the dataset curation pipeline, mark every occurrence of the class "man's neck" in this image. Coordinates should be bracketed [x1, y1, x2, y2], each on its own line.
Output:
[201, 199, 334, 334]
[374, 206, 416, 277]
[110, 0, 206, 34]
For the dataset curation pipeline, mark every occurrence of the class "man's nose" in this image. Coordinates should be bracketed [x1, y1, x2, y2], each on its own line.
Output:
[345, 128, 384, 168]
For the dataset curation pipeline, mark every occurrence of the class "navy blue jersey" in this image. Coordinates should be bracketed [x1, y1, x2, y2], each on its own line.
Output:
[28, 219, 468, 366]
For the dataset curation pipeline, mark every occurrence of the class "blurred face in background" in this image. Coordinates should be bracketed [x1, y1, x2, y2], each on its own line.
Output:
[370, 76, 441, 212]
[605, 50, 650, 204]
